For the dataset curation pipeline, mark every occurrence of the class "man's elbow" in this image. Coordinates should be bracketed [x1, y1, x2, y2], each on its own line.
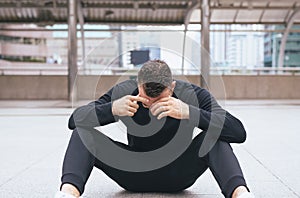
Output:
[233, 123, 247, 143]
[68, 114, 76, 130]
[236, 129, 247, 143]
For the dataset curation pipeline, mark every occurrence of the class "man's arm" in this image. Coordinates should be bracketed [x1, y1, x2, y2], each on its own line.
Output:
[68, 88, 116, 130]
[148, 84, 246, 143]
[188, 87, 247, 143]
[68, 81, 149, 130]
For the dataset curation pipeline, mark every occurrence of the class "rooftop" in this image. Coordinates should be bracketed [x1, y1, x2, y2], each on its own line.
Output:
[0, 0, 300, 25]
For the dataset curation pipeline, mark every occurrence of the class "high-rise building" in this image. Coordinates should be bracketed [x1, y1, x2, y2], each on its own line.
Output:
[0, 24, 51, 63]
[264, 25, 300, 67]
[226, 25, 264, 68]
[210, 25, 229, 67]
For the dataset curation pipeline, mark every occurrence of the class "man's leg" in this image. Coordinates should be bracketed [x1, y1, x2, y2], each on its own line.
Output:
[205, 140, 249, 198]
[60, 127, 207, 194]
[59, 127, 250, 197]
[60, 128, 96, 196]
[59, 127, 148, 196]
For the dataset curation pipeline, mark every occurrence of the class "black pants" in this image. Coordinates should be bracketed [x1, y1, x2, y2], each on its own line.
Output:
[61, 128, 248, 198]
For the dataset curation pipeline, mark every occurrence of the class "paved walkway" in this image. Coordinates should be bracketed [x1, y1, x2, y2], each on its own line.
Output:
[0, 100, 299, 198]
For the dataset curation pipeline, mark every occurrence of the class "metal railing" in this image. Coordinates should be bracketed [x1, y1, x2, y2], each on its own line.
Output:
[0, 63, 300, 76]
[210, 66, 300, 75]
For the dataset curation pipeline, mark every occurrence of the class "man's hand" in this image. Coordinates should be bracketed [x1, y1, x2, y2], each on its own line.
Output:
[150, 97, 190, 120]
[112, 95, 149, 117]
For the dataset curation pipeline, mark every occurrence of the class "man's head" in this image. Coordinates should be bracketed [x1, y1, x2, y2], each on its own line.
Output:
[137, 60, 175, 107]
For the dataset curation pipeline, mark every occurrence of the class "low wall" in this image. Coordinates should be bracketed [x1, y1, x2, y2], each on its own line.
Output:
[215, 75, 300, 99]
[0, 75, 300, 100]
[0, 75, 68, 99]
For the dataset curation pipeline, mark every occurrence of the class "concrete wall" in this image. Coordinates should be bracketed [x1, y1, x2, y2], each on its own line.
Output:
[215, 75, 300, 99]
[0, 75, 68, 99]
[1, 75, 300, 100]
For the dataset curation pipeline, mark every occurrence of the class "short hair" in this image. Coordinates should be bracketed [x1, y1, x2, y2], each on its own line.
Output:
[137, 60, 172, 98]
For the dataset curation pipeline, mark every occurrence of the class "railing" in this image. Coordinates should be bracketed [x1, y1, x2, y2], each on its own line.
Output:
[0, 62, 300, 76]
[0, 65, 68, 75]
[210, 66, 300, 75]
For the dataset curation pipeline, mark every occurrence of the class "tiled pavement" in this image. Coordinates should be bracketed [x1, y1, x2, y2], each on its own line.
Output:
[0, 100, 299, 198]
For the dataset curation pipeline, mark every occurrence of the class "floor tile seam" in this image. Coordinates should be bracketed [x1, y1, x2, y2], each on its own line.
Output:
[0, 113, 70, 117]
[241, 146, 300, 197]
[0, 143, 66, 188]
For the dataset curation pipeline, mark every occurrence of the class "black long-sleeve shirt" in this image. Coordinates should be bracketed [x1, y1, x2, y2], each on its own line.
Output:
[69, 80, 246, 151]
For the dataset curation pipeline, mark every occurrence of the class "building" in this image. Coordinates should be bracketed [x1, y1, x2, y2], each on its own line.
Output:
[120, 26, 161, 68]
[49, 24, 119, 70]
[264, 25, 300, 67]
[193, 24, 265, 69]
[210, 25, 229, 67]
[0, 24, 51, 63]
[226, 25, 264, 68]
[0, 24, 120, 74]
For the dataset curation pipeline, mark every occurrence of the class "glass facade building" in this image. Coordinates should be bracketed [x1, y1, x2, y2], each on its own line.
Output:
[264, 25, 300, 67]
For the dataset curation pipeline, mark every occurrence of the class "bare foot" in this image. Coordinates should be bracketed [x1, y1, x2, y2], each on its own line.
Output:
[232, 186, 248, 198]
[61, 183, 80, 197]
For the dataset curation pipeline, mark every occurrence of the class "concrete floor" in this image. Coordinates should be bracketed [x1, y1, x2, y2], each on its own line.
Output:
[0, 100, 299, 198]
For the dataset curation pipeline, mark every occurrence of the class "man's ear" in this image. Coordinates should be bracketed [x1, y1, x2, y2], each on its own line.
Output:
[171, 81, 176, 91]
[138, 84, 143, 94]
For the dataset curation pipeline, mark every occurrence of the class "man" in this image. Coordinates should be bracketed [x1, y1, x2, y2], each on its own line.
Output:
[55, 60, 254, 198]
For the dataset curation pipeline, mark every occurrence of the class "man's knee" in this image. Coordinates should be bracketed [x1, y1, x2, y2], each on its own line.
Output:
[206, 140, 233, 159]
[214, 140, 232, 150]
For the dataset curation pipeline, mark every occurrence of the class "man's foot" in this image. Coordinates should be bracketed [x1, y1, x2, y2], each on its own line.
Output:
[232, 186, 254, 198]
[54, 191, 77, 198]
[237, 192, 255, 198]
[57, 183, 80, 198]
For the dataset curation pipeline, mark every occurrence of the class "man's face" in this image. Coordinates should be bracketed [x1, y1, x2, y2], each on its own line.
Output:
[138, 81, 175, 108]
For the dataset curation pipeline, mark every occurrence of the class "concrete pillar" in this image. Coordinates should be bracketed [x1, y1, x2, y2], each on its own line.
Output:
[181, 28, 187, 75]
[201, 0, 210, 89]
[182, 0, 200, 77]
[68, 0, 78, 101]
[78, 1, 86, 73]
